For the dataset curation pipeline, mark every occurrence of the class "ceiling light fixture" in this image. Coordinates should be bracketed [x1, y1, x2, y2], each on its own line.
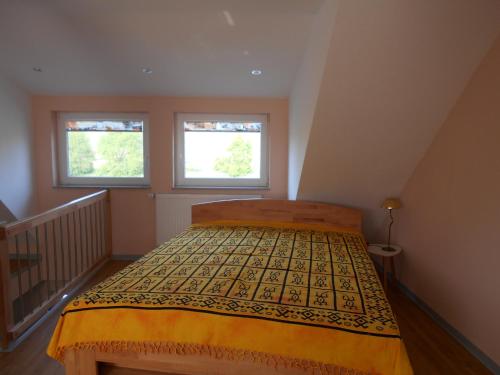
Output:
[33, 67, 42, 72]
[251, 69, 262, 76]
[142, 67, 153, 74]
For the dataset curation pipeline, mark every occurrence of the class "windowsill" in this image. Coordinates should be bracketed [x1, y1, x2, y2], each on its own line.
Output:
[173, 185, 270, 190]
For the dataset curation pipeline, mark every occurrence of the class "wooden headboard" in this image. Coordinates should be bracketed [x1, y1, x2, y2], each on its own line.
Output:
[192, 199, 362, 231]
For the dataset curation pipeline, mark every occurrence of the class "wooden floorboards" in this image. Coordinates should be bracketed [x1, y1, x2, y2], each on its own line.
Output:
[0, 260, 492, 375]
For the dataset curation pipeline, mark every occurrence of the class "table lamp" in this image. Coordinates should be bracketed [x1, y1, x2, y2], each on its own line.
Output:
[381, 198, 401, 252]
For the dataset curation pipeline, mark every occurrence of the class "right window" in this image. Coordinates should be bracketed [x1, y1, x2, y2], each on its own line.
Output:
[174, 113, 269, 188]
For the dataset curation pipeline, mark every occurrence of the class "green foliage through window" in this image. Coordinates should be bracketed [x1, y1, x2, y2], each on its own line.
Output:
[96, 132, 144, 177]
[68, 133, 95, 176]
[67, 132, 144, 178]
[214, 135, 253, 177]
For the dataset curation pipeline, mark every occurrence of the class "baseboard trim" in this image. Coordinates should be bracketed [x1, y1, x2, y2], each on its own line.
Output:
[111, 254, 142, 261]
[370, 261, 499, 374]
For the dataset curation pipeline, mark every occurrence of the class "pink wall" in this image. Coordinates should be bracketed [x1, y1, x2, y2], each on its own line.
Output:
[395, 37, 500, 364]
[32, 96, 288, 255]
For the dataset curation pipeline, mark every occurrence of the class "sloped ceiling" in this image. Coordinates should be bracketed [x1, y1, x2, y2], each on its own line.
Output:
[288, 0, 339, 200]
[290, 0, 500, 239]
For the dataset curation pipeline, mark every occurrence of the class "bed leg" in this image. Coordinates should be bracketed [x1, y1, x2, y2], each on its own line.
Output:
[383, 257, 388, 291]
[65, 349, 98, 375]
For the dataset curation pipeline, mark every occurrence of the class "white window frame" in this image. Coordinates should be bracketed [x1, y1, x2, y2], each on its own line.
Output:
[174, 113, 269, 189]
[57, 112, 150, 187]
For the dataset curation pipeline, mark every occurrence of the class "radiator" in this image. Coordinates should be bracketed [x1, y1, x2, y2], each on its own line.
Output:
[155, 194, 261, 245]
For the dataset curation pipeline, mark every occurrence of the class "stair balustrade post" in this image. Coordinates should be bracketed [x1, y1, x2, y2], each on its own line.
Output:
[0, 227, 13, 349]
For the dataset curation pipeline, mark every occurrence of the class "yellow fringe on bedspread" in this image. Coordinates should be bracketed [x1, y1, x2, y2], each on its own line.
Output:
[53, 342, 376, 375]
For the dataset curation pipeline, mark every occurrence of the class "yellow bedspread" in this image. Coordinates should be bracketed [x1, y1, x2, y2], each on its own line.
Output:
[48, 221, 413, 375]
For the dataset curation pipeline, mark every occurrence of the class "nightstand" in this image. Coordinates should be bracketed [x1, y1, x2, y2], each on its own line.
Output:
[367, 244, 402, 291]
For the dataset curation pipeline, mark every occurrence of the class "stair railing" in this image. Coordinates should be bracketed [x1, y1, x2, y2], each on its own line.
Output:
[0, 190, 111, 348]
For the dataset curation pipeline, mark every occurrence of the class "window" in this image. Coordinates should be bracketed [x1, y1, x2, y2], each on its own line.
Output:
[57, 113, 150, 186]
[174, 113, 269, 188]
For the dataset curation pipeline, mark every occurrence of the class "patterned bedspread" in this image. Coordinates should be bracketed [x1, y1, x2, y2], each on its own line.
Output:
[48, 221, 413, 375]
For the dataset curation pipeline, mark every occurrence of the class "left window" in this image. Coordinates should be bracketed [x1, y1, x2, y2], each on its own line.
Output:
[57, 112, 150, 187]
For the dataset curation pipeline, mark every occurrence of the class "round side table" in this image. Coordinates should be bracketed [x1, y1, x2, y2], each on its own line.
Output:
[367, 244, 402, 291]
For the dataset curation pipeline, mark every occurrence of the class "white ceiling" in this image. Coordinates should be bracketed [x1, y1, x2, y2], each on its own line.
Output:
[0, 0, 324, 96]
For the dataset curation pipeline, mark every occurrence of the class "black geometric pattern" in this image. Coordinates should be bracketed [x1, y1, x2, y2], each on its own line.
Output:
[66, 225, 400, 338]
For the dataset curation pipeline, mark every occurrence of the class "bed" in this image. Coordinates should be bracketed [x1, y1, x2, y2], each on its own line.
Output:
[47, 199, 413, 375]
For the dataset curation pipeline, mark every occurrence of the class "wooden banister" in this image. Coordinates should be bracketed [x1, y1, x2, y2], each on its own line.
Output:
[105, 192, 113, 257]
[2, 190, 108, 238]
[0, 189, 111, 349]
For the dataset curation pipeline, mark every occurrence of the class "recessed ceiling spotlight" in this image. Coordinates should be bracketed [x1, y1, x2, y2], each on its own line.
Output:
[33, 67, 42, 72]
[251, 69, 262, 76]
[141, 67, 153, 74]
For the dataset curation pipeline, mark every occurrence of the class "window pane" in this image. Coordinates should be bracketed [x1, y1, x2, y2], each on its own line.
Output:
[184, 121, 261, 179]
[66, 120, 144, 178]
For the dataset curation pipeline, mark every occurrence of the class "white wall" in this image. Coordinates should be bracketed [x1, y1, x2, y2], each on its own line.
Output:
[288, 0, 338, 199]
[0, 74, 36, 219]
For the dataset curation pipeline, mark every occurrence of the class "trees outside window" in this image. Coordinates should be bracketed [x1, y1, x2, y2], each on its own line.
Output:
[214, 135, 253, 177]
[96, 132, 144, 177]
[68, 132, 95, 176]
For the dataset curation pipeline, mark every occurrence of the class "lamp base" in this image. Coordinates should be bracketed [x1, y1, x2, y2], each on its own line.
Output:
[381, 246, 397, 252]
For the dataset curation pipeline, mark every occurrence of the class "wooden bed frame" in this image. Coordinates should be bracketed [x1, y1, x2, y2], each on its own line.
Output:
[191, 199, 362, 231]
[64, 199, 362, 375]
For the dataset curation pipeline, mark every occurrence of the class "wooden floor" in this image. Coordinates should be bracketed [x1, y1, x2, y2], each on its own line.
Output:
[0, 260, 492, 375]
